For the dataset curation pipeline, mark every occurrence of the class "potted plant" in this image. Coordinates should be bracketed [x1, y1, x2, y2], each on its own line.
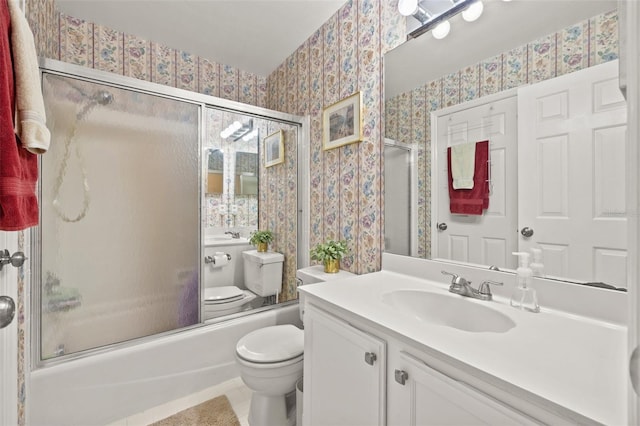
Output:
[249, 230, 273, 252]
[310, 240, 348, 273]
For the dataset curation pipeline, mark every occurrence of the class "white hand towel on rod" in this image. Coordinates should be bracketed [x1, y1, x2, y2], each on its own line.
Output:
[450, 141, 476, 189]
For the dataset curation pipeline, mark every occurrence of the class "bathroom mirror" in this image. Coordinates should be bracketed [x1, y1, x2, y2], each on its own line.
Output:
[206, 149, 224, 194]
[383, 0, 629, 289]
[235, 152, 258, 196]
[204, 109, 260, 230]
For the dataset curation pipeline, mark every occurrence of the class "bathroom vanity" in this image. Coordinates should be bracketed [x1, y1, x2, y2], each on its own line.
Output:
[298, 254, 627, 425]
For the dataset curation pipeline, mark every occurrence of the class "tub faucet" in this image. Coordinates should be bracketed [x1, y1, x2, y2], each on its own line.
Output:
[225, 231, 240, 239]
[441, 271, 503, 301]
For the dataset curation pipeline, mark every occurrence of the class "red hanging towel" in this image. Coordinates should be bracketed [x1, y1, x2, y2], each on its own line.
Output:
[447, 140, 490, 215]
[0, 0, 39, 230]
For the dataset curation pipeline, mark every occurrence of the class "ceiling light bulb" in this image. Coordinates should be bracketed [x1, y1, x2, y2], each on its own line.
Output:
[398, 0, 419, 16]
[462, 1, 483, 22]
[432, 20, 450, 39]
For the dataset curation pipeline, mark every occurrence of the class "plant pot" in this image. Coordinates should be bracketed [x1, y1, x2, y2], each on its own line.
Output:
[256, 242, 268, 253]
[324, 259, 340, 273]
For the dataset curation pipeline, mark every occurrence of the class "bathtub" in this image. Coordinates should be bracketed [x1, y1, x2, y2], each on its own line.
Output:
[28, 303, 300, 426]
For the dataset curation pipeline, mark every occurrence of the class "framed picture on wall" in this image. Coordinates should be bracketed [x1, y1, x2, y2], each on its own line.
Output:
[322, 91, 363, 150]
[264, 130, 284, 167]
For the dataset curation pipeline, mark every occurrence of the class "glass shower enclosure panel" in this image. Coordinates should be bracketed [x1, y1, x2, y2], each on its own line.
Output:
[39, 73, 200, 359]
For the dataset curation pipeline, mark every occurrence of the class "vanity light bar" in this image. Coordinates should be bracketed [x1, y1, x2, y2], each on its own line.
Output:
[220, 119, 254, 141]
[407, 0, 478, 40]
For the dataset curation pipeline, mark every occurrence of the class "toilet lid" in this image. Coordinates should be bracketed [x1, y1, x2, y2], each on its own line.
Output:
[236, 325, 304, 363]
[204, 286, 245, 304]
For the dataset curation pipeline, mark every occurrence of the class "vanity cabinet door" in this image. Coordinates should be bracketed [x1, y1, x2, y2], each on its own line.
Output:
[389, 350, 537, 426]
[303, 304, 386, 426]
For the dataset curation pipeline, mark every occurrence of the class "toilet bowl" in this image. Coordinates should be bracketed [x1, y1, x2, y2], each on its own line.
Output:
[203, 286, 257, 319]
[235, 265, 356, 425]
[236, 325, 304, 426]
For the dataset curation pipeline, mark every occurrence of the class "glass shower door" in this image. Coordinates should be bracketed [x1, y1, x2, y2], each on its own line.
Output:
[39, 73, 200, 359]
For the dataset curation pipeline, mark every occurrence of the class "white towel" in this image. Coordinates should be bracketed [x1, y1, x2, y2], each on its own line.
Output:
[8, 0, 50, 154]
[450, 142, 476, 189]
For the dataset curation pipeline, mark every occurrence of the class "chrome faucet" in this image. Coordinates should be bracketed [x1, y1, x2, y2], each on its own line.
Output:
[441, 271, 503, 301]
[225, 231, 240, 239]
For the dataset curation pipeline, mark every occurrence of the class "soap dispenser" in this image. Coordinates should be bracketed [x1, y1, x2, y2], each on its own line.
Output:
[511, 252, 540, 313]
[530, 248, 545, 278]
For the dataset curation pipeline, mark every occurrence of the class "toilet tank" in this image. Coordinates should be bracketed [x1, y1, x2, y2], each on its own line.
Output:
[242, 250, 284, 297]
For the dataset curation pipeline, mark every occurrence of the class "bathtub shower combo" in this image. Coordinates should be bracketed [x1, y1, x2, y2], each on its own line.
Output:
[29, 59, 306, 425]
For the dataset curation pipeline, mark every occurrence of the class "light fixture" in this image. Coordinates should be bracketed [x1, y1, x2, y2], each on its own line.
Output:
[398, 0, 418, 16]
[220, 119, 254, 141]
[432, 20, 451, 39]
[242, 129, 258, 142]
[220, 121, 241, 139]
[400, 0, 483, 40]
[462, 1, 483, 22]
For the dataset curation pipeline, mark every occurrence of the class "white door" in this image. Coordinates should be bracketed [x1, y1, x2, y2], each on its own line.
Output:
[303, 304, 386, 425]
[0, 230, 19, 426]
[433, 91, 518, 270]
[518, 60, 627, 287]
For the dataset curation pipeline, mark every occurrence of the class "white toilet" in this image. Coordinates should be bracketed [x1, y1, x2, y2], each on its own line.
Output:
[235, 265, 355, 426]
[204, 250, 284, 319]
[203, 286, 257, 318]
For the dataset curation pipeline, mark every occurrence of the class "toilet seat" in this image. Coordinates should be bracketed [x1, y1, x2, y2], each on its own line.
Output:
[236, 325, 304, 364]
[203, 287, 257, 320]
[204, 286, 245, 304]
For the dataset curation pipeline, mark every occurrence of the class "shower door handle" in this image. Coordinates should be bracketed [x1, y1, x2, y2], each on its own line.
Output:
[0, 295, 15, 329]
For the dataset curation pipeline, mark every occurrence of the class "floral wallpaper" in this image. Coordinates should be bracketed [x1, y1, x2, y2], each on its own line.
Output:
[267, 0, 405, 274]
[30, 9, 268, 106]
[385, 10, 619, 259]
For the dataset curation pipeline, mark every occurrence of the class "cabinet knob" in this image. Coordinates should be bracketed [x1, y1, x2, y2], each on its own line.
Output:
[364, 352, 377, 365]
[395, 369, 408, 385]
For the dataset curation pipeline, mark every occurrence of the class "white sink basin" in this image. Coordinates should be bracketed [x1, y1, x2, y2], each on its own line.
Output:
[381, 289, 516, 333]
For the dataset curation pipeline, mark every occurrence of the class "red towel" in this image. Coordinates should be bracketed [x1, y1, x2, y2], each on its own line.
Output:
[447, 140, 490, 215]
[0, 0, 38, 230]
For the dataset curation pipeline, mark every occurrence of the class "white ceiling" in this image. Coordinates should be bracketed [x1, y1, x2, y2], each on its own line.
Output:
[55, 0, 347, 76]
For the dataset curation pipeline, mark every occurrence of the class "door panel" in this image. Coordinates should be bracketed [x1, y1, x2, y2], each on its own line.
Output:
[0, 230, 19, 426]
[518, 60, 628, 287]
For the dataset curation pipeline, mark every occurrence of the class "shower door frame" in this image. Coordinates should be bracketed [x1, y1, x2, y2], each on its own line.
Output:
[31, 58, 309, 368]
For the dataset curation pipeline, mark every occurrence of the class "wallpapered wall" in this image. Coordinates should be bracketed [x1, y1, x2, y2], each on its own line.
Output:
[385, 10, 619, 259]
[28, 4, 268, 105]
[266, 0, 405, 274]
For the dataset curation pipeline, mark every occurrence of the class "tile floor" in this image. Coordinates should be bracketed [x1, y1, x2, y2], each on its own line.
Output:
[107, 376, 251, 426]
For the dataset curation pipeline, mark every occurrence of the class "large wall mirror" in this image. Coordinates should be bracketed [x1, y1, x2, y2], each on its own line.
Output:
[384, 0, 630, 290]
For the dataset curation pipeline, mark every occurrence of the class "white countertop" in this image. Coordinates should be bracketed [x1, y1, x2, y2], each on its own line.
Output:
[299, 270, 627, 425]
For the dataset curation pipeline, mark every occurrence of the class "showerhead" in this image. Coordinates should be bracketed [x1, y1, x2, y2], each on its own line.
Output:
[76, 90, 114, 119]
[92, 90, 114, 106]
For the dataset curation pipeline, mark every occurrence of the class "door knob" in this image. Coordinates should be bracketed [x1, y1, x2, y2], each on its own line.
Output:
[520, 227, 534, 238]
[0, 296, 15, 329]
[437, 222, 448, 231]
[0, 249, 27, 271]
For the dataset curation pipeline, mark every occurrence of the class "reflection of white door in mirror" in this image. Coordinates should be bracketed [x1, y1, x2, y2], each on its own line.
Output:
[433, 91, 518, 270]
[518, 60, 627, 289]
